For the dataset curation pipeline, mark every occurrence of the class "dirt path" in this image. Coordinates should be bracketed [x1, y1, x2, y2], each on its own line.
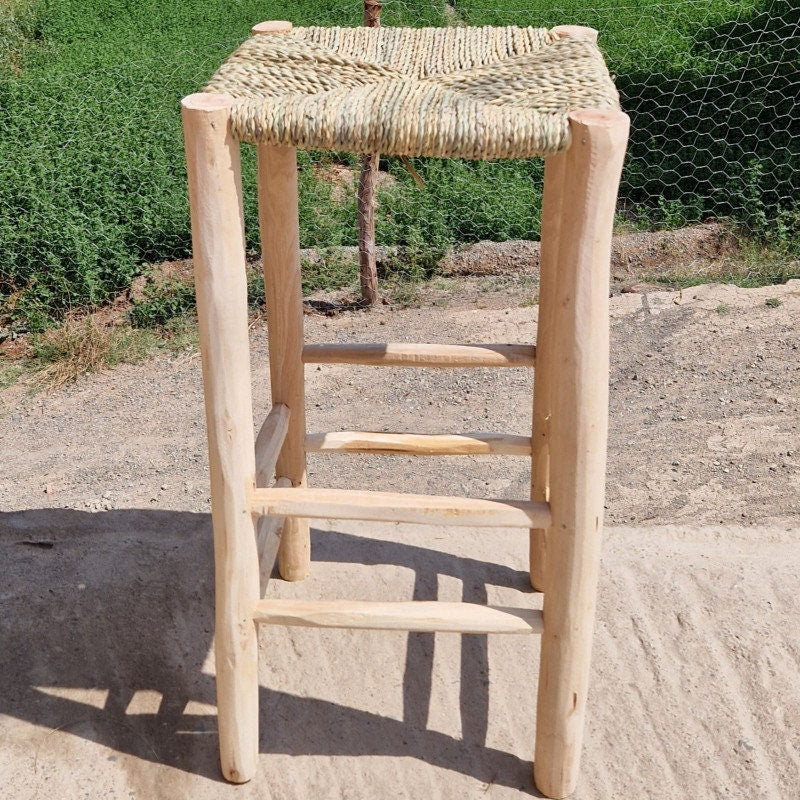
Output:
[1, 280, 799, 798]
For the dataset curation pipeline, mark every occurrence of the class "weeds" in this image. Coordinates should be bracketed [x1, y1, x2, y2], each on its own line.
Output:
[0, 363, 24, 390]
[765, 297, 783, 308]
[130, 279, 195, 327]
[644, 235, 800, 290]
[716, 303, 731, 315]
[30, 317, 158, 388]
[18, 311, 197, 390]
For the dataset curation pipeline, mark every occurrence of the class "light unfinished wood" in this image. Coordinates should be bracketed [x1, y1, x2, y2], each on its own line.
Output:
[550, 25, 598, 42]
[258, 143, 310, 582]
[253, 599, 543, 634]
[306, 430, 532, 456]
[251, 20, 293, 35]
[532, 23, 599, 591]
[255, 404, 290, 487]
[530, 151, 567, 592]
[533, 108, 629, 800]
[302, 342, 536, 368]
[256, 476, 292, 598]
[250, 486, 551, 528]
[181, 92, 259, 785]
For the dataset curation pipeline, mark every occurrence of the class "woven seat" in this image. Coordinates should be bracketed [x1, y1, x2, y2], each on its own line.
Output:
[205, 25, 620, 159]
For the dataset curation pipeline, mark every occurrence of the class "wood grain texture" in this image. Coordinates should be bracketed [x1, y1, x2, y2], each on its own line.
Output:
[250, 487, 551, 528]
[257, 143, 310, 582]
[256, 476, 292, 598]
[255, 404, 290, 487]
[253, 599, 543, 634]
[357, 0, 381, 303]
[251, 20, 293, 35]
[550, 25, 598, 42]
[358, 151, 380, 304]
[181, 91, 259, 785]
[306, 430, 532, 456]
[530, 151, 567, 591]
[533, 108, 630, 800]
[302, 342, 535, 367]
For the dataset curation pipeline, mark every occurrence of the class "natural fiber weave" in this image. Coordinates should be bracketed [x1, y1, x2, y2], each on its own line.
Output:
[205, 26, 620, 160]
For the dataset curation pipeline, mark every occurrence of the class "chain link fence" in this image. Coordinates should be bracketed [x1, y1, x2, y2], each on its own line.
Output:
[0, 0, 797, 329]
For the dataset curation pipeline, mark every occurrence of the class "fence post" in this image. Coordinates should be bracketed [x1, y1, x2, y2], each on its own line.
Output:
[358, 0, 382, 305]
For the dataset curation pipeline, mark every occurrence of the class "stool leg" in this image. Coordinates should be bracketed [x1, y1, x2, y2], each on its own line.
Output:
[534, 109, 629, 799]
[257, 144, 310, 582]
[531, 24, 599, 595]
[530, 151, 567, 591]
[182, 93, 261, 784]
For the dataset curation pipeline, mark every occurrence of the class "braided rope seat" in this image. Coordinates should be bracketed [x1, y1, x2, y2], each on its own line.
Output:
[205, 25, 620, 160]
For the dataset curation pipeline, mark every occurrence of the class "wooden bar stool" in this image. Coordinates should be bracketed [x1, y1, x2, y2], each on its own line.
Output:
[181, 21, 628, 799]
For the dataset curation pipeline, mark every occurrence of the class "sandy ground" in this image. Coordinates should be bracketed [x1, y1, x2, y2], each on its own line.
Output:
[1, 280, 799, 798]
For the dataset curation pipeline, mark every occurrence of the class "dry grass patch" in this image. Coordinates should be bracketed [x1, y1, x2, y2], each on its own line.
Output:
[29, 317, 158, 388]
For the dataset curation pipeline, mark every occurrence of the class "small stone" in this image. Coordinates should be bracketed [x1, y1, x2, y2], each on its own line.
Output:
[44, 484, 53, 495]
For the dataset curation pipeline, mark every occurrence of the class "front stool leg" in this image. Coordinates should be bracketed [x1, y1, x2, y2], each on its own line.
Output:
[182, 92, 261, 784]
[534, 108, 630, 799]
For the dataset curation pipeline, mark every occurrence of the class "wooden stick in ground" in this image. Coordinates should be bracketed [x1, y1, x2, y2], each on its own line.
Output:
[181, 92, 260, 784]
[357, 0, 381, 305]
[530, 28, 599, 595]
[257, 142, 310, 582]
[533, 108, 629, 799]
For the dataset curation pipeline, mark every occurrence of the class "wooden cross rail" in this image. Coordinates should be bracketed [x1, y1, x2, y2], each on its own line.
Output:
[306, 430, 532, 456]
[256, 476, 291, 597]
[250, 487, 551, 528]
[255, 404, 290, 487]
[302, 342, 536, 367]
[254, 405, 292, 597]
[253, 599, 543, 634]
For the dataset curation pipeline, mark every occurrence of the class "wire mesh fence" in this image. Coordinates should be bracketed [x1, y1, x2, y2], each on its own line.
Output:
[0, 0, 797, 329]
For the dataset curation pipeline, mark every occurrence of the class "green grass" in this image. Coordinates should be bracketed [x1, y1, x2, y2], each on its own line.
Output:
[0, 0, 38, 72]
[1, 0, 797, 330]
[642, 235, 800, 290]
[0, 362, 25, 389]
[454, 0, 760, 70]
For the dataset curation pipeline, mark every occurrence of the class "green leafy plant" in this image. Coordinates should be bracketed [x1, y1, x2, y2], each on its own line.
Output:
[129, 279, 195, 327]
[1, 0, 797, 332]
